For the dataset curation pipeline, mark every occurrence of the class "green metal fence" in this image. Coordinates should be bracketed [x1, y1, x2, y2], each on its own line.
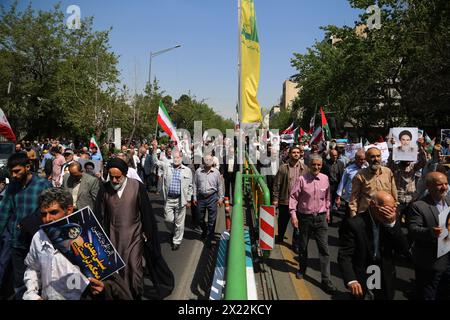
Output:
[224, 171, 247, 299]
[224, 155, 271, 300]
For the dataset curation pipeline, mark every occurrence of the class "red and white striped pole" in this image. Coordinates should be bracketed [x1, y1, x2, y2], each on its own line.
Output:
[259, 205, 275, 250]
[224, 197, 231, 231]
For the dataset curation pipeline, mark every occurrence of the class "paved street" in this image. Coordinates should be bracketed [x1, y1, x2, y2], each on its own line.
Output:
[145, 193, 225, 300]
[266, 211, 416, 300]
[146, 194, 416, 300]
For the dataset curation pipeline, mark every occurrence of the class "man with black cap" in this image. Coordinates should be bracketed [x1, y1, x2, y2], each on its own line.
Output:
[95, 158, 174, 299]
[60, 148, 75, 185]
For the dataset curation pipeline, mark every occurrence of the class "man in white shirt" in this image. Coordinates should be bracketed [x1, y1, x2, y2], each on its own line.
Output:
[23, 188, 99, 300]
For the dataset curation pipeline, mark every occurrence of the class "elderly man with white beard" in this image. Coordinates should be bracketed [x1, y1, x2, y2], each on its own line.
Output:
[152, 142, 193, 251]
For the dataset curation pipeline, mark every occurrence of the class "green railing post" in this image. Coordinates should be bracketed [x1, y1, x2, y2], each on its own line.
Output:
[248, 161, 271, 206]
[225, 171, 247, 300]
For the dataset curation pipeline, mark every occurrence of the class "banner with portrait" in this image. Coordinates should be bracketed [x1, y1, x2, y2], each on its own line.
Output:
[392, 127, 418, 162]
[78, 159, 102, 176]
[41, 207, 125, 281]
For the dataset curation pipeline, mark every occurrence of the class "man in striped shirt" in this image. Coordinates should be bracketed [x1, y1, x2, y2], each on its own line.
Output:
[152, 142, 193, 251]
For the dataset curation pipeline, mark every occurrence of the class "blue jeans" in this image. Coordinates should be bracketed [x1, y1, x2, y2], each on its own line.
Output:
[197, 194, 219, 240]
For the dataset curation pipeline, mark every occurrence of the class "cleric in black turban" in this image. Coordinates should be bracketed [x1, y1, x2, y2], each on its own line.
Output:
[106, 158, 129, 175]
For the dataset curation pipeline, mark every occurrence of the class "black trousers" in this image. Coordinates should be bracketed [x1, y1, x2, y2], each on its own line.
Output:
[415, 263, 450, 300]
[296, 213, 331, 281]
[197, 194, 219, 241]
[10, 247, 28, 299]
[224, 171, 236, 202]
[277, 205, 291, 240]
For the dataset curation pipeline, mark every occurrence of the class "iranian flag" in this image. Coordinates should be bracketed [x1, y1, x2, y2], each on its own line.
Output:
[0, 108, 16, 141]
[157, 100, 180, 145]
[308, 114, 316, 134]
[320, 107, 331, 141]
[89, 136, 100, 150]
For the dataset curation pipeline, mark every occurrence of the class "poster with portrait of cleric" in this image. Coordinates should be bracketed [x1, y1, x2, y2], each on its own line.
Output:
[392, 127, 419, 162]
[41, 207, 125, 281]
[78, 159, 102, 176]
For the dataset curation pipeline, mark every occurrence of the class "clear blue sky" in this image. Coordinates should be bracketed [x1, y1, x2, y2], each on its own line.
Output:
[12, 0, 363, 120]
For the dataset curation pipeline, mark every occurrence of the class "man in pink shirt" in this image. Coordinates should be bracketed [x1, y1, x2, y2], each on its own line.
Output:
[289, 154, 336, 294]
[50, 146, 65, 187]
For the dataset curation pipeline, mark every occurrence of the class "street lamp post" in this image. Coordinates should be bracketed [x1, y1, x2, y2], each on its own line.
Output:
[148, 44, 181, 90]
[148, 45, 181, 139]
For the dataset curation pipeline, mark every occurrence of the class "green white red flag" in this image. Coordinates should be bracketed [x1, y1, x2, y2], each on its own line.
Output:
[89, 136, 100, 150]
[0, 108, 16, 141]
[157, 100, 180, 145]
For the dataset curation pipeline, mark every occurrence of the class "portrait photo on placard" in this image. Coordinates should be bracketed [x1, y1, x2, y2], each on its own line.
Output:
[78, 158, 102, 176]
[392, 127, 418, 162]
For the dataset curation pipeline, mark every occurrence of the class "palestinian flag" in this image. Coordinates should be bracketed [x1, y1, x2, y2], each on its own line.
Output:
[0, 108, 16, 141]
[294, 127, 305, 142]
[157, 100, 180, 145]
[281, 122, 294, 134]
[320, 107, 331, 141]
[89, 136, 100, 150]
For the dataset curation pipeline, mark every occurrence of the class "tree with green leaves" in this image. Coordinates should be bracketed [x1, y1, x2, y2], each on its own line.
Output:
[0, 2, 240, 145]
[171, 93, 234, 135]
[0, 2, 121, 141]
[291, 0, 450, 138]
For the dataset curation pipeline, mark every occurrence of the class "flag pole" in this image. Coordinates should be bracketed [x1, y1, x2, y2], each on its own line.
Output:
[238, 0, 243, 171]
[154, 99, 160, 140]
[154, 102, 159, 140]
[237, 0, 242, 123]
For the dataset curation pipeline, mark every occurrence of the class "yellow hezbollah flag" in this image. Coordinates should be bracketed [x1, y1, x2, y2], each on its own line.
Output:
[240, 0, 262, 124]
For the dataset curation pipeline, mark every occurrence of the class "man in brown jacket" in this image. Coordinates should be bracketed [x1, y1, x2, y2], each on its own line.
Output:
[273, 145, 308, 247]
[349, 147, 398, 217]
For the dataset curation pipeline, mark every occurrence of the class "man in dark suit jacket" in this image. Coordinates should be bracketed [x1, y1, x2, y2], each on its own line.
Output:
[407, 171, 450, 300]
[62, 162, 100, 211]
[338, 191, 409, 300]
[143, 150, 155, 192]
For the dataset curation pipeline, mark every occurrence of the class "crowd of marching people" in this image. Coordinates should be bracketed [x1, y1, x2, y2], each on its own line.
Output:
[270, 133, 450, 300]
[0, 127, 449, 300]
